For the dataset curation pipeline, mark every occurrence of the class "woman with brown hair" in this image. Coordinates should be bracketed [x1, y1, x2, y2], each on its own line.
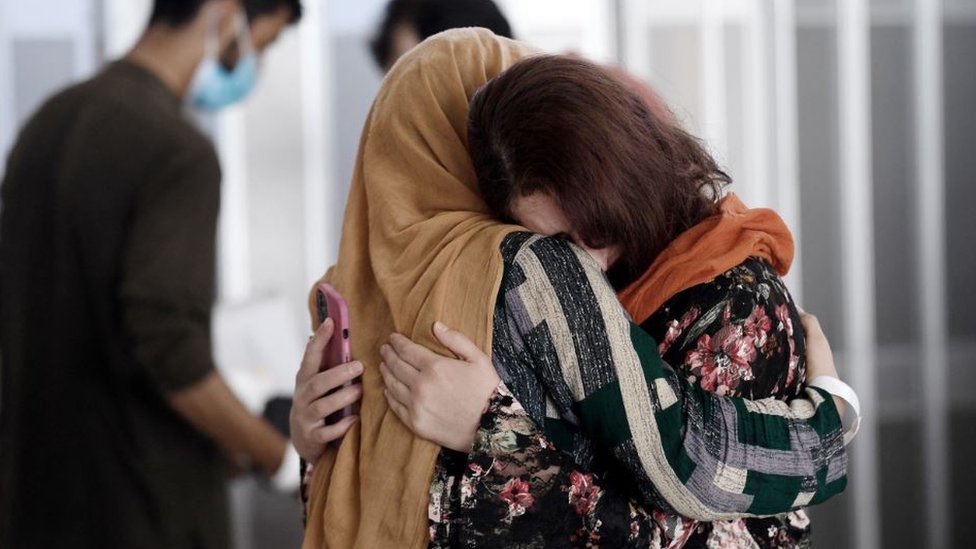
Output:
[378, 55, 859, 547]
[293, 32, 855, 549]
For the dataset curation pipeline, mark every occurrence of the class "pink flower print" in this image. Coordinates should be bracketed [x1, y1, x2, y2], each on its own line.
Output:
[785, 343, 799, 387]
[680, 307, 700, 329]
[718, 325, 757, 376]
[744, 305, 772, 348]
[687, 334, 721, 392]
[567, 470, 602, 516]
[783, 312, 799, 388]
[707, 519, 754, 548]
[499, 477, 534, 518]
[659, 319, 682, 355]
[775, 304, 794, 337]
[658, 307, 700, 355]
[686, 324, 757, 394]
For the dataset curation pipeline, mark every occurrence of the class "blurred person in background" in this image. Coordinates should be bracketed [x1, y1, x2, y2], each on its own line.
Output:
[0, 0, 347, 547]
[368, 0, 678, 130]
[370, 0, 513, 72]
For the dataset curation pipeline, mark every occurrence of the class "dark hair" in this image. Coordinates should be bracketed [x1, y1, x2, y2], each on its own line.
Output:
[149, 0, 208, 26]
[150, 0, 302, 27]
[370, 0, 512, 69]
[243, 0, 302, 23]
[467, 56, 729, 288]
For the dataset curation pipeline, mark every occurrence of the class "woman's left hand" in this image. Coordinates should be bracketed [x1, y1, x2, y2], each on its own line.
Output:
[379, 322, 500, 453]
[799, 310, 846, 416]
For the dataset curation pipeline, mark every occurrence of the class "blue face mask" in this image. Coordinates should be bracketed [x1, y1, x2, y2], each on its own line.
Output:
[190, 10, 258, 111]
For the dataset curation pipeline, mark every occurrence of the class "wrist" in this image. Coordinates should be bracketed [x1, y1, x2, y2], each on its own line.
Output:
[808, 375, 862, 445]
[256, 430, 288, 476]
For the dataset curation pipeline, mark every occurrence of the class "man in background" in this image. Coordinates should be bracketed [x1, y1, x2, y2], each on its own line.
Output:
[370, 0, 513, 72]
[0, 1, 304, 547]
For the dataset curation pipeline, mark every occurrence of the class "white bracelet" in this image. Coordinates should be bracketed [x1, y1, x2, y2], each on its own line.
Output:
[808, 375, 862, 446]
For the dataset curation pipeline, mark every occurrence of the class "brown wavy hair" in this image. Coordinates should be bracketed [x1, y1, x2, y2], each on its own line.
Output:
[467, 55, 729, 288]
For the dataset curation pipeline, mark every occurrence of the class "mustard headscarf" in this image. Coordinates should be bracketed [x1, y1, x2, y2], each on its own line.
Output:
[303, 29, 539, 548]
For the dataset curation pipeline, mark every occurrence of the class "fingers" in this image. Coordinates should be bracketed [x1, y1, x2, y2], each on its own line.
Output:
[432, 321, 484, 363]
[384, 389, 412, 429]
[379, 342, 420, 386]
[309, 414, 359, 445]
[379, 361, 411, 405]
[298, 318, 334, 383]
[798, 311, 824, 338]
[306, 383, 362, 421]
[297, 361, 363, 406]
[387, 333, 442, 372]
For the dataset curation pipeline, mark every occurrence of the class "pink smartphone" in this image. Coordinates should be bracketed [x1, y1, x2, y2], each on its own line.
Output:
[316, 283, 356, 424]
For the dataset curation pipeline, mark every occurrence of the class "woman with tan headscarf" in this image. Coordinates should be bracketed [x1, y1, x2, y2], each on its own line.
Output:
[292, 29, 850, 548]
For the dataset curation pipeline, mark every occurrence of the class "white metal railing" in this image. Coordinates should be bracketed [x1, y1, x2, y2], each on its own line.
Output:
[614, 1, 956, 548]
[836, 4, 881, 548]
[913, 1, 949, 548]
[299, 0, 335, 289]
[772, 0, 803, 300]
[215, 109, 253, 302]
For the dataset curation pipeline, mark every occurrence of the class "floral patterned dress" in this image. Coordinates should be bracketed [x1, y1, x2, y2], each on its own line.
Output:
[640, 257, 813, 548]
[424, 234, 847, 548]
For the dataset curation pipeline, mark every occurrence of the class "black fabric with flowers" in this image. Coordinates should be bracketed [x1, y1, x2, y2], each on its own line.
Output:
[640, 257, 812, 548]
[427, 235, 845, 548]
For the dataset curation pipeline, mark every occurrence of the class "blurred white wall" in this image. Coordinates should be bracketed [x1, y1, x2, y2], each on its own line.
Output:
[0, 0, 99, 168]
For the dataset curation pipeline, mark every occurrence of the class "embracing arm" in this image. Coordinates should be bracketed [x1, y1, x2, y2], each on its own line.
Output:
[379, 236, 849, 544]
[471, 237, 847, 522]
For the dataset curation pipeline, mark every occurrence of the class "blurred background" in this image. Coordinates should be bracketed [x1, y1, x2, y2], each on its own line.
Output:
[0, 0, 973, 548]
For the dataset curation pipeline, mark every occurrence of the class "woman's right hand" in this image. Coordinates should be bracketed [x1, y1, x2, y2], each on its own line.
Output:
[378, 322, 501, 453]
[290, 318, 363, 465]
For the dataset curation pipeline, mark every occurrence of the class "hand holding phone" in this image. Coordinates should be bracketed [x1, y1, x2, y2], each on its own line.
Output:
[316, 283, 357, 425]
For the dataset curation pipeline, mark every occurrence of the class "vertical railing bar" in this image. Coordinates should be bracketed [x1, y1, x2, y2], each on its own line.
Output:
[745, 0, 771, 208]
[621, 0, 652, 81]
[299, 0, 334, 288]
[837, 1, 881, 548]
[772, 0, 803, 302]
[701, 0, 729, 168]
[215, 109, 252, 302]
[913, 0, 949, 547]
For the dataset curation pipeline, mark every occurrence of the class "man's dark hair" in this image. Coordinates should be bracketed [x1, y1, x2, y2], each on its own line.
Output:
[243, 0, 302, 23]
[149, 0, 208, 26]
[150, 0, 302, 27]
[370, 0, 512, 69]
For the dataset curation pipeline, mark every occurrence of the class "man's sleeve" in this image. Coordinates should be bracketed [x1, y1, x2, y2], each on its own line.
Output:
[119, 147, 221, 393]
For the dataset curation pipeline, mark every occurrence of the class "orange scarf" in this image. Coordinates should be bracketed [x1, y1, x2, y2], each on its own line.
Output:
[617, 193, 794, 323]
